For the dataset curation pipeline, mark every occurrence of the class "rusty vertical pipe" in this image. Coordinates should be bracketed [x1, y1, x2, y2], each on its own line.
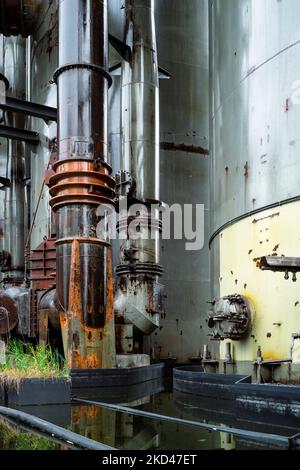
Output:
[49, 0, 115, 369]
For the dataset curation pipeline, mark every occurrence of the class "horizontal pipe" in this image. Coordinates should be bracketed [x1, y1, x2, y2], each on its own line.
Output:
[0, 416, 80, 450]
[0, 406, 116, 451]
[0, 97, 57, 121]
[0, 124, 39, 144]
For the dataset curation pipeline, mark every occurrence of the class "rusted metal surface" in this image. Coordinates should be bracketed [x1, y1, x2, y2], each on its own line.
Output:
[30, 238, 56, 289]
[38, 309, 49, 346]
[259, 256, 300, 274]
[52, 0, 115, 369]
[0, 292, 18, 334]
[49, 160, 115, 211]
[0, 286, 30, 336]
[59, 240, 115, 369]
[29, 237, 56, 338]
[27, 150, 57, 339]
[207, 294, 254, 341]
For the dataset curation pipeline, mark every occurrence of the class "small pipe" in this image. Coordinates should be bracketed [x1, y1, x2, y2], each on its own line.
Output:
[0, 416, 79, 450]
[225, 342, 232, 362]
[0, 406, 116, 451]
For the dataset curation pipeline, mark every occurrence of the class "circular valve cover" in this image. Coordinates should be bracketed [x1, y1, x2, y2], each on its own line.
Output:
[207, 294, 254, 340]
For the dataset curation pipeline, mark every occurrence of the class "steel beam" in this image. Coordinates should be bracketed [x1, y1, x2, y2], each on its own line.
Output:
[0, 125, 39, 144]
[0, 97, 57, 121]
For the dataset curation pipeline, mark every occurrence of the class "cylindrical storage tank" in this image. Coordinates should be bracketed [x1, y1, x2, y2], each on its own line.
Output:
[210, 0, 300, 381]
[154, 0, 211, 362]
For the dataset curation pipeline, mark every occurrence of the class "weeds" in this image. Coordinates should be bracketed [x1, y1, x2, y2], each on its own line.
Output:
[0, 418, 59, 451]
[0, 339, 69, 387]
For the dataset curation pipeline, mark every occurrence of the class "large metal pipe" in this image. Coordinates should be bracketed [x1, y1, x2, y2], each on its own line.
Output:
[115, 0, 163, 358]
[49, 0, 115, 369]
[121, 0, 160, 204]
[1, 36, 26, 285]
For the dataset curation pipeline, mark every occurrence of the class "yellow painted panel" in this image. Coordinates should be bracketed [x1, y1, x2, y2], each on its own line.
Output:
[219, 201, 300, 361]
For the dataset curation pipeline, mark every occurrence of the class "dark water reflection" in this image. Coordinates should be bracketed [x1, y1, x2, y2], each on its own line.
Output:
[0, 381, 297, 450]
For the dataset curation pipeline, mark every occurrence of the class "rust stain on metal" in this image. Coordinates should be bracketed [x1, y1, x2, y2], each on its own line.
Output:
[30, 238, 56, 288]
[285, 98, 290, 112]
[49, 160, 115, 212]
[60, 239, 104, 369]
[252, 212, 280, 224]
[160, 141, 209, 156]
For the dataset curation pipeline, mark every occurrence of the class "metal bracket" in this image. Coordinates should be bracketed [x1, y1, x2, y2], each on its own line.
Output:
[108, 33, 171, 79]
[109, 34, 132, 62]
[158, 66, 172, 80]
[109, 61, 171, 80]
[52, 63, 113, 88]
[109, 62, 122, 76]
[0, 176, 10, 190]
[259, 256, 300, 282]
[0, 72, 9, 90]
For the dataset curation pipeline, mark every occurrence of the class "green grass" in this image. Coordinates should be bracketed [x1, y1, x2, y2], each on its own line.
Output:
[0, 339, 69, 381]
[0, 419, 60, 451]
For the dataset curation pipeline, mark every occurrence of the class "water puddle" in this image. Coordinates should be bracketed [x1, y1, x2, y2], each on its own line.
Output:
[0, 388, 297, 450]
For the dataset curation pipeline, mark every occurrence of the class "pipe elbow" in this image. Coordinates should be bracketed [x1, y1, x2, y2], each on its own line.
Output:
[115, 286, 161, 336]
[38, 287, 60, 331]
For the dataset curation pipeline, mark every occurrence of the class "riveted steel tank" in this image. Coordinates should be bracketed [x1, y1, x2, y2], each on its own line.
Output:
[210, 0, 300, 381]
